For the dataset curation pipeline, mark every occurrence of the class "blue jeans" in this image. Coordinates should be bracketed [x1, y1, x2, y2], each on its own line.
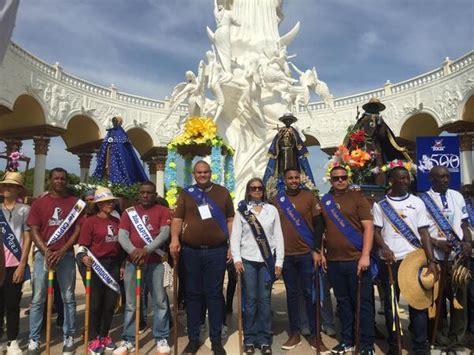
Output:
[327, 260, 374, 349]
[242, 259, 272, 346]
[122, 262, 169, 342]
[282, 252, 315, 336]
[182, 245, 227, 343]
[29, 251, 76, 341]
[379, 261, 429, 352]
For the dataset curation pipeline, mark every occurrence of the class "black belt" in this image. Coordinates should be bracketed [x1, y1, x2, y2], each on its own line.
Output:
[182, 242, 227, 250]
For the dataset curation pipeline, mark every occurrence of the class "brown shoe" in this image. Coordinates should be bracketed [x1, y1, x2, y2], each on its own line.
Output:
[281, 335, 302, 350]
[309, 337, 330, 353]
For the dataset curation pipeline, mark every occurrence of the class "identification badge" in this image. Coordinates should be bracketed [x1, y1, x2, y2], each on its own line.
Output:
[198, 204, 212, 220]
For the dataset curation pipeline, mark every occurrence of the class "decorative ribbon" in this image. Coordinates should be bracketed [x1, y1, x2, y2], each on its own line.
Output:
[390, 283, 403, 335]
[0, 209, 30, 280]
[184, 185, 229, 237]
[419, 192, 462, 256]
[46, 200, 86, 246]
[48, 269, 55, 295]
[378, 198, 422, 249]
[126, 207, 165, 257]
[136, 268, 142, 296]
[321, 194, 378, 279]
[85, 268, 91, 295]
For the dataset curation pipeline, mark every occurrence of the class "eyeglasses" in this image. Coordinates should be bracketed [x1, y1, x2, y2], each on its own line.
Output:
[330, 175, 348, 182]
[250, 186, 263, 192]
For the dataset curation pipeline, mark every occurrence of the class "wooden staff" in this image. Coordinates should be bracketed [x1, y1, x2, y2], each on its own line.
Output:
[354, 274, 361, 354]
[46, 269, 55, 355]
[135, 266, 141, 355]
[314, 268, 321, 355]
[237, 273, 243, 355]
[387, 262, 402, 355]
[172, 255, 179, 355]
[430, 254, 448, 346]
[84, 267, 92, 355]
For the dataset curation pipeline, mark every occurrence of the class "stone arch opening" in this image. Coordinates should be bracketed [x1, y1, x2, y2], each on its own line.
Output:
[461, 95, 474, 122]
[399, 113, 441, 142]
[0, 105, 12, 117]
[62, 114, 102, 150]
[0, 95, 46, 133]
[126, 127, 154, 157]
[304, 134, 321, 147]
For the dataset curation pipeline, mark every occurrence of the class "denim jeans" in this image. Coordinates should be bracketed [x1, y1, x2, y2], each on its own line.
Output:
[282, 252, 315, 336]
[122, 262, 169, 342]
[182, 245, 227, 343]
[379, 260, 429, 352]
[242, 259, 272, 346]
[327, 260, 374, 349]
[29, 251, 76, 341]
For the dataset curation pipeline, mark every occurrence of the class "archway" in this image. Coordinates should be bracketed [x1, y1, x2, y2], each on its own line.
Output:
[126, 127, 154, 158]
[399, 113, 441, 142]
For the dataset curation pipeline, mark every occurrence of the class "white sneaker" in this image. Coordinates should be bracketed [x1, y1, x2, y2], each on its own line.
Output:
[62, 336, 74, 354]
[156, 339, 171, 354]
[118, 340, 135, 352]
[6, 340, 22, 355]
[26, 339, 40, 355]
[221, 324, 228, 339]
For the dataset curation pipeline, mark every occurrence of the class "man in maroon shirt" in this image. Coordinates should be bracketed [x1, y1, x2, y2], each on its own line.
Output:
[26, 168, 83, 355]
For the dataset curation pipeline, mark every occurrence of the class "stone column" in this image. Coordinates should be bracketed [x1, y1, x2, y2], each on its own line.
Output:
[155, 157, 166, 198]
[79, 153, 93, 182]
[147, 161, 157, 187]
[459, 133, 473, 185]
[33, 137, 50, 197]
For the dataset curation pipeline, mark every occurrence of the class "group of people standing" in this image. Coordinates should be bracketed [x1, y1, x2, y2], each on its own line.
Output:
[0, 160, 472, 355]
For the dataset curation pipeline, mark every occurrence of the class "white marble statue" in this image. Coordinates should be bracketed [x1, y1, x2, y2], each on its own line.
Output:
[166, 69, 206, 120]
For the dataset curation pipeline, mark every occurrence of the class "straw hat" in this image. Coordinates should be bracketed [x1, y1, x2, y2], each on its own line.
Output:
[362, 98, 386, 114]
[93, 186, 119, 204]
[0, 171, 25, 189]
[398, 249, 439, 310]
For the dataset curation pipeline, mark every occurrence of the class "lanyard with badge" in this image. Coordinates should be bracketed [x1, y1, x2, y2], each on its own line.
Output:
[198, 193, 212, 220]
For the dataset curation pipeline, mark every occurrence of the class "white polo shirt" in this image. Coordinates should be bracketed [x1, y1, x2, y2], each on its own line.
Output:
[424, 188, 469, 261]
[373, 194, 430, 261]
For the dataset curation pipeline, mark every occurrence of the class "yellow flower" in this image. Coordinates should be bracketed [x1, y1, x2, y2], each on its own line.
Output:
[168, 162, 176, 169]
[211, 173, 218, 181]
[381, 165, 388, 172]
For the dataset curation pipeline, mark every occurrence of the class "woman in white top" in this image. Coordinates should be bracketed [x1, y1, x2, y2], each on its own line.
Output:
[231, 177, 284, 354]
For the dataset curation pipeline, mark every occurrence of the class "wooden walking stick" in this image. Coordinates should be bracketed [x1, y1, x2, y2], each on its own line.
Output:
[46, 269, 55, 355]
[314, 268, 322, 355]
[354, 274, 361, 354]
[84, 267, 92, 355]
[135, 266, 141, 355]
[237, 272, 243, 355]
[386, 262, 402, 355]
[172, 255, 179, 355]
[430, 253, 448, 346]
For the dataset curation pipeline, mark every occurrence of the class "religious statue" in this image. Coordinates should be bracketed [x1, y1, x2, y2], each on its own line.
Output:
[166, 69, 206, 120]
[203, 48, 228, 123]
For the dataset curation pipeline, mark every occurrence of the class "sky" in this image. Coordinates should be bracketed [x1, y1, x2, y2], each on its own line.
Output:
[5, 0, 474, 191]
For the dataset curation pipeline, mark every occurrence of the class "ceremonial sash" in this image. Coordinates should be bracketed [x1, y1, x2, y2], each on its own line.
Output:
[125, 207, 165, 257]
[46, 200, 86, 247]
[276, 192, 314, 249]
[321, 194, 378, 278]
[184, 185, 229, 237]
[79, 246, 121, 294]
[465, 202, 474, 228]
[378, 198, 422, 249]
[237, 201, 276, 283]
[419, 192, 463, 256]
[0, 209, 30, 280]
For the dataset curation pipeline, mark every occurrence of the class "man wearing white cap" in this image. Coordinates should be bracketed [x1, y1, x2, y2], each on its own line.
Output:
[421, 166, 472, 351]
[373, 166, 438, 355]
[0, 172, 32, 354]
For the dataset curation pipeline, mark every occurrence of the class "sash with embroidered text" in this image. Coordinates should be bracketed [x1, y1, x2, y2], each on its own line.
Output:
[184, 185, 229, 237]
[125, 207, 165, 257]
[237, 200, 276, 283]
[378, 198, 422, 249]
[276, 192, 314, 248]
[419, 192, 462, 256]
[78, 246, 120, 294]
[467, 203, 474, 228]
[0, 209, 30, 280]
[321, 194, 378, 278]
[46, 200, 86, 246]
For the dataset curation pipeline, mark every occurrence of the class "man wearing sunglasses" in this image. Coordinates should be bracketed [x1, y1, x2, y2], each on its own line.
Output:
[319, 166, 375, 354]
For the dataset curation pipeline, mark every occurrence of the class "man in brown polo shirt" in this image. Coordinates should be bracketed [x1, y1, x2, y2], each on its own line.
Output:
[274, 168, 324, 351]
[320, 166, 375, 354]
[170, 160, 234, 355]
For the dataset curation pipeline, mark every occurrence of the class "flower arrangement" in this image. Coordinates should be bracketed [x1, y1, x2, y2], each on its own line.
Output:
[7, 151, 23, 172]
[325, 144, 375, 185]
[371, 159, 416, 176]
[69, 180, 140, 202]
[164, 116, 235, 207]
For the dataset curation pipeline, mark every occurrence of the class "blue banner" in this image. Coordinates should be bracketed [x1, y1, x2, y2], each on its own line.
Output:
[416, 136, 461, 192]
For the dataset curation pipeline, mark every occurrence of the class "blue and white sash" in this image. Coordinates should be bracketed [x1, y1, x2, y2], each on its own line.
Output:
[184, 185, 229, 237]
[237, 201, 276, 283]
[46, 200, 86, 246]
[78, 246, 120, 294]
[321, 194, 378, 278]
[276, 192, 314, 248]
[0, 209, 30, 280]
[126, 207, 165, 257]
[465, 202, 474, 228]
[378, 198, 422, 249]
[419, 192, 462, 256]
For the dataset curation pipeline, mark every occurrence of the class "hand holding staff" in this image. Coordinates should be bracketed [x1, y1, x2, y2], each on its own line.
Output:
[237, 273, 243, 355]
[84, 268, 92, 355]
[172, 255, 179, 355]
[46, 269, 55, 355]
[135, 266, 141, 355]
[387, 262, 402, 355]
